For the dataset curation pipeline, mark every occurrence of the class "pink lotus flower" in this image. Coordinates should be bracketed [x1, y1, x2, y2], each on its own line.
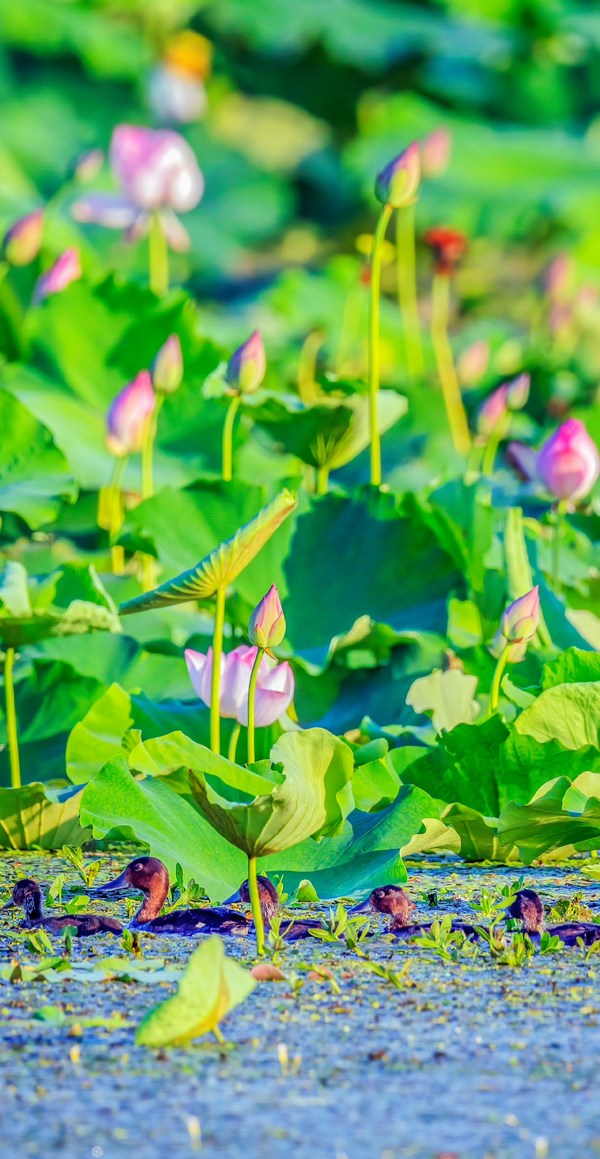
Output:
[3, 209, 44, 266]
[106, 371, 155, 457]
[493, 587, 540, 663]
[72, 125, 204, 252]
[421, 128, 451, 178]
[248, 585, 286, 650]
[185, 644, 294, 728]
[477, 374, 530, 438]
[375, 143, 420, 209]
[227, 330, 266, 394]
[34, 248, 81, 302]
[511, 419, 600, 503]
[152, 334, 183, 395]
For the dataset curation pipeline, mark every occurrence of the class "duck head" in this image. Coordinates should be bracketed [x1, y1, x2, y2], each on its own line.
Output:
[234, 876, 279, 925]
[95, 856, 170, 922]
[506, 888, 544, 934]
[364, 885, 416, 924]
[7, 878, 43, 922]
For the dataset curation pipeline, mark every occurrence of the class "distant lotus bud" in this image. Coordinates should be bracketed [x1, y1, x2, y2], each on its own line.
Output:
[151, 334, 183, 394]
[457, 339, 489, 387]
[506, 373, 530, 411]
[421, 128, 451, 178]
[3, 209, 44, 266]
[34, 248, 81, 302]
[536, 418, 600, 502]
[106, 371, 155, 457]
[544, 254, 573, 302]
[477, 385, 510, 438]
[375, 143, 420, 209]
[226, 330, 266, 394]
[71, 148, 105, 183]
[248, 585, 286, 650]
[492, 586, 540, 663]
[425, 227, 467, 276]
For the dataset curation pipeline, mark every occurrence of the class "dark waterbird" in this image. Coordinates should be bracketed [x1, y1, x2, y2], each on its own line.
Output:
[228, 877, 327, 942]
[5, 879, 123, 938]
[352, 885, 481, 939]
[507, 888, 600, 946]
[95, 857, 249, 935]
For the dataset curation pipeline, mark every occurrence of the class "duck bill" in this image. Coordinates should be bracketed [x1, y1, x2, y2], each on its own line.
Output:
[0, 899, 15, 910]
[94, 869, 131, 893]
[348, 897, 371, 913]
[223, 888, 242, 904]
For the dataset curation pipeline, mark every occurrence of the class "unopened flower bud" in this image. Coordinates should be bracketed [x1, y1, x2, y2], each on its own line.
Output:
[152, 334, 183, 394]
[375, 143, 420, 209]
[226, 330, 266, 394]
[248, 585, 286, 650]
[4, 209, 44, 266]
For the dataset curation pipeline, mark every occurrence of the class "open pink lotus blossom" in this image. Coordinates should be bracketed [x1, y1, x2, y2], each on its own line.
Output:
[510, 419, 600, 503]
[72, 125, 204, 252]
[185, 644, 294, 728]
[34, 248, 81, 302]
[106, 371, 155, 457]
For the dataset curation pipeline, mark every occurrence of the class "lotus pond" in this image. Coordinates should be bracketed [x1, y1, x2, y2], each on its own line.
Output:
[3, 0, 600, 1155]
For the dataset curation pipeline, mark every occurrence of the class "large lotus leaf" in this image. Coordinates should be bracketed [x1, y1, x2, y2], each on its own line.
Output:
[513, 683, 600, 749]
[189, 728, 354, 859]
[398, 716, 510, 818]
[119, 489, 297, 616]
[541, 648, 600, 690]
[0, 782, 89, 850]
[282, 490, 463, 669]
[0, 392, 76, 528]
[248, 390, 406, 470]
[128, 731, 277, 800]
[440, 803, 519, 863]
[79, 755, 245, 898]
[498, 774, 600, 862]
[498, 732, 600, 807]
[406, 668, 479, 733]
[0, 560, 120, 647]
[135, 937, 255, 1047]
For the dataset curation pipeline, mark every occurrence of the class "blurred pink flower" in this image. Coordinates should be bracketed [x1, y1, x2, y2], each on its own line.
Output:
[3, 209, 44, 266]
[248, 585, 286, 650]
[477, 374, 529, 437]
[227, 330, 266, 394]
[375, 143, 420, 209]
[152, 334, 183, 394]
[421, 128, 451, 178]
[509, 418, 600, 503]
[34, 248, 81, 302]
[106, 371, 155, 457]
[457, 339, 489, 387]
[72, 125, 204, 252]
[185, 644, 294, 727]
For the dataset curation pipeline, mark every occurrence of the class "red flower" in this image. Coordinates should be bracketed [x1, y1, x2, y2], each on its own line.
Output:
[425, 227, 467, 275]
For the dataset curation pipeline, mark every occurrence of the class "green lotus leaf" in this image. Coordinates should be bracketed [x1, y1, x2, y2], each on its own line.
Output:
[0, 561, 120, 648]
[498, 773, 600, 862]
[119, 488, 297, 615]
[0, 392, 77, 528]
[0, 782, 89, 850]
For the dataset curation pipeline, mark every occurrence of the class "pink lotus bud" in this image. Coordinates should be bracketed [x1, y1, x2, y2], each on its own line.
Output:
[3, 209, 44, 266]
[421, 128, 451, 178]
[151, 334, 183, 394]
[536, 419, 600, 502]
[477, 384, 510, 438]
[506, 373, 530, 411]
[544, 254, 573, 302]
[72, 148, 105, 183]
[492, 586, 540, 663]
[106, 371, 155, 457]
[248, 585, 286, 650]
[110, 124, 204, 213]
[185, 644, 294, 728]
[457, 339, 489, 387]
[34, 248, 81, 302]
[375, 143, 420, 209]
[226, 330, 266, 394]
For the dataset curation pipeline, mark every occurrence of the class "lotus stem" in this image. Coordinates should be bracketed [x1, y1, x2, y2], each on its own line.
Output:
[315, 464, 329, 495]
[222, 395, 241, 483]
[396, 201, 424, 378]
[368, 202, 393, 487]
[108, 454, 128, 574]
[481, 425, 502, 477]
[246, 646, 265, 765]
[140, 395, 164, 591]
[228, 722, 241, 763]
[431, 272, 471, 457]
[552, 499, 568, 594]
[149, 213, 169, 297]
[488, 645, 509, 716]
[248, 855, 265, 956]
[297, 330, 322, 402]
[210, 586, 226, 755]
[3, 646, 21, 789]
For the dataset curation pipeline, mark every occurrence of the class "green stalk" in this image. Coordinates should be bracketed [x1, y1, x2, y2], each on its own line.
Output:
[148, 213, 169, 297]
[368, 202, 393, 486]
[396, 201, 424, 378]
[315, 464, 329, 495]
[248, 855, 265, 956]
[551, 499, 568, 594]
[210, 586, 226, 755]
[431, 273, 471, 457]
[140, 394, 164, 591]
[246, 646, 265, 765]
[4, 646, 21, 789]
[488, 645, 510, 716]
[481, 428, 502, 477]
[222, 395, 241, 482]
[108, 454, 128, 574]
[228, 722, 241, 763]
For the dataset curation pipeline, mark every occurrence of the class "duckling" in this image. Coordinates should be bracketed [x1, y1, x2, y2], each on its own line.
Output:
[95, 857, 248, 935]
[353, 884, 480, 940]
[507, 888, 600, 946]
[5, 879, 122, 938]
[232, 877, 326, 942]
